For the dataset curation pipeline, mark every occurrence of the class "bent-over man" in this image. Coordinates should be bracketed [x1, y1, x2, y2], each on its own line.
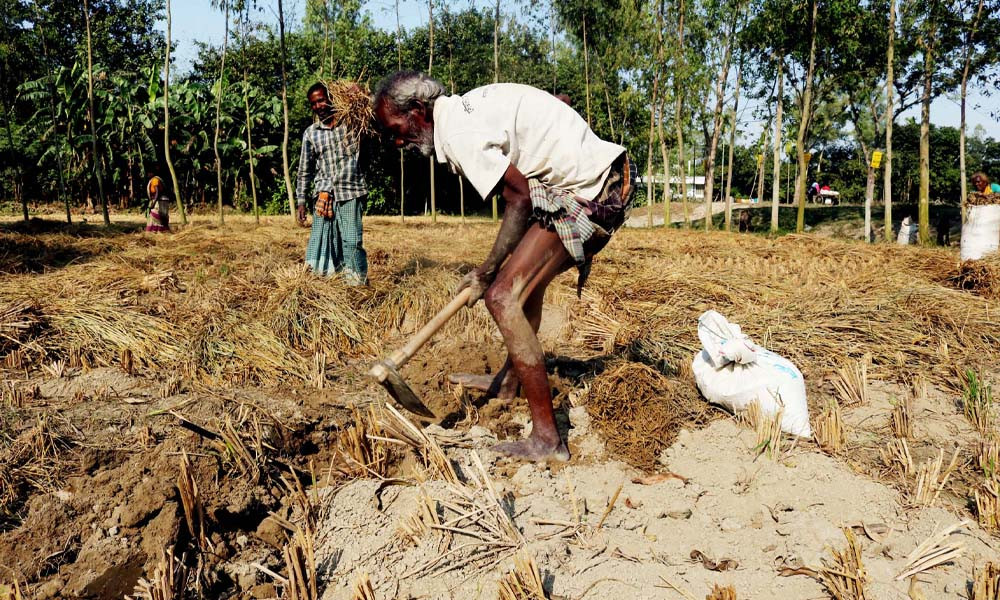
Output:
[374, 71, 635, 461]
[296, 82, 369, 284]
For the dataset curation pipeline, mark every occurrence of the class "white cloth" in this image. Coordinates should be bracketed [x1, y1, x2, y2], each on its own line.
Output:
[432, 83, 625, 201]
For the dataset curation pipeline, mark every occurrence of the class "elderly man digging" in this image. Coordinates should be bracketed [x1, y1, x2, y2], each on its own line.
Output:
[374, 71, 634, 461]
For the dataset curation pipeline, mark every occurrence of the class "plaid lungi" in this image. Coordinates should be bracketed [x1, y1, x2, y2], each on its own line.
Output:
[528, 152, 635, 265]
[305, 195, 367, 284]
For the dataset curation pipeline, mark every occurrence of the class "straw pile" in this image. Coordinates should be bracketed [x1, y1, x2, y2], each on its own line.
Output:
[583, 361, 711, 468]
[956, 254, 1000, 300]
[968, 192, 1000, 207]
[320, 79, 374, 139]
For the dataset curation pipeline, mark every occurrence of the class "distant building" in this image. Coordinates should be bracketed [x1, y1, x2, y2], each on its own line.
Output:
[635, 175, 707, 199]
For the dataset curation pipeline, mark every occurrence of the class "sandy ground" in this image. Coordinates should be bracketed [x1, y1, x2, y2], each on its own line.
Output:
[305, 409, 995, 600]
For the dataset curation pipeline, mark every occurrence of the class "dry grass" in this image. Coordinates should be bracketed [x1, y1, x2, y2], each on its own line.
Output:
[282, 524, 318, 600]
[320, 79, 374, 138]
[880, 438, 914, 478]
[814, 399, 846, 455]
[334, 406, 390, 479]
[396, 488, 442, 546]
[956, 256, 1000, 300]
[963, 370, 995, 435]
[910, 447, 961, 508]
[831, 356, 869, 407]
[889, 396, 913, 440]
[585, 361, 711, 469]
[820, 528, 868, 600]
[973, 561, 1000, 600]
[977, 480, 1000, 530]
[979, 438, 1000, 481]
[895, 521, 969, 580]
[0, 416, 67, 522]
[351, 572, 376, 600]
[379, 403, 459, 484]
[126, 547, 188, 600]
[497, 551, 547, 600]
[706, 585, 737, 600]
[177, 450, 210, 552]
[745, 401, 784, 460]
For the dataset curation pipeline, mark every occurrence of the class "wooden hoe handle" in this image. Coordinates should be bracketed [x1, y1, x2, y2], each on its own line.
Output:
[372, 287, 474, 379]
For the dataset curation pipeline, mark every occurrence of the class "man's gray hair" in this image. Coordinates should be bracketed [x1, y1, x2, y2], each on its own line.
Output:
[374, 70, 447, 114]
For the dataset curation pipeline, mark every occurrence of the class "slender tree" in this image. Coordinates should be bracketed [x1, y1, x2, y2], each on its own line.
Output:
[958, 0, 987, 224]
[884, 0, 895, 240]
[82, 0, 110, 226]
[163, 0, 186, 224]
[278, 0, 296, 219]
[794, 0, 818, 234]
[212, 0, 230, 225]
[674, 0, 688, 228]
[241, 3, 259, 224]
[724, 57, 744, 232]
[0, 60, 27, 221]
[397, 0, 405, 222]
[771, 54, 783, 233]
[702, 6, 739, 231]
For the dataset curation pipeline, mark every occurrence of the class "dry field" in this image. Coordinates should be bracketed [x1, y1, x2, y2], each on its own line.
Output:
[1, 214, 1000, 599]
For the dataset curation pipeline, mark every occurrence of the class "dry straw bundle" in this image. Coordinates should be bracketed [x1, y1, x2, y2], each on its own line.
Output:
[820, 528, 868, 600]
[497, 551, 547, 600]
[973, 562, 1000, 600]
[320, 79, 374, 139]
[584, 361, 710, 468]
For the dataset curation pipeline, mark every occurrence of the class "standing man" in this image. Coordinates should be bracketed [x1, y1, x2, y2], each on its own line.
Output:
[374, 71, 635, 461]
[296, 82, 369, 284]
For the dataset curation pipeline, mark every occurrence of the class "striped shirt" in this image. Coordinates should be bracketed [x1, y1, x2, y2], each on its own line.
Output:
[295, 121, 367, 206]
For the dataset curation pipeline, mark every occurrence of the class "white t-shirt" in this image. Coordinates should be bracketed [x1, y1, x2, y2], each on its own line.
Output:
[431, 83, 625, 201]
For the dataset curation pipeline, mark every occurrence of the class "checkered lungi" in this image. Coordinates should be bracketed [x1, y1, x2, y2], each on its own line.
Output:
[528, 153, 635, 292]
[305, 194, 367, 284]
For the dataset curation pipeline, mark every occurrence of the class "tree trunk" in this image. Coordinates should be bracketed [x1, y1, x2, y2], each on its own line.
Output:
[675, 0, 687, 228]
[771, 55, 783, 233]
[959, 0, 985, 225]
[794, 0, 818, 234]
[83, 0, 110, 226]
[647, 45, 659, 229]
[428, 0, 436, 224]
[702, 15, 736, 231]
[0, 67, 26, 221]
[918, 32, 934, 244]
[724, 62, 742, 232]
[278, 0, 295, 219]
[884, 0, 895, 240]
[163, 0, 185, 224]
[582, 12, 592, 127]
[660, 109, 671, 227]
[213, 0, 229, 225]
[865, 163, 876, 243]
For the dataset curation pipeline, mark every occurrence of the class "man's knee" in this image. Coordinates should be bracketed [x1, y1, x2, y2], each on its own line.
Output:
[484, 282, 514, 317]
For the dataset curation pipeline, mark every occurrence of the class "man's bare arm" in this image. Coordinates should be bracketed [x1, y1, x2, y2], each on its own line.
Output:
[456, 163, 532, 305]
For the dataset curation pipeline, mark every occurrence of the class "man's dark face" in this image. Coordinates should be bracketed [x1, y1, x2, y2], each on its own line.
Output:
[973, 175, 987, 192]
[374, 100, 435, 157]
[309, 89, 333, 122]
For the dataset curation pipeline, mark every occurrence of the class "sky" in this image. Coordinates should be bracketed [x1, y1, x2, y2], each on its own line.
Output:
[157, 0, 1000, 143]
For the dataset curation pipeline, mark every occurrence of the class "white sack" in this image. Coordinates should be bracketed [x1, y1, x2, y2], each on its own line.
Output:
[960, 204, 1000, 261]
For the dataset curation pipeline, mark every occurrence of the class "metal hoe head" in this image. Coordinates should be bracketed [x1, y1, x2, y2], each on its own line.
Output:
[370, 359, 436, 419]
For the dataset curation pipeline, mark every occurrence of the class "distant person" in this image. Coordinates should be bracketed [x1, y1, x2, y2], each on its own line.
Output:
[145, 170, 171, 232]
[971, 172, 1000, 194]
[936, 211, 951, 246]
[295, 82, 370, 284]
[807, 181, 819, 203]
[738, 209, 751, 233]
[554, 93, 572, 106]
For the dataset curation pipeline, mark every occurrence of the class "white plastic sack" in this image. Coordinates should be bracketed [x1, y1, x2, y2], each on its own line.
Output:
[960, 204, 1000, 261]
[692, 311, 811, 437]
[897, 217, 918, 245]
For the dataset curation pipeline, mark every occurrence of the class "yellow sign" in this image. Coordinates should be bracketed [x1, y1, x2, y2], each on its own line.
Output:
[804, 152, 812, 163]
[756, 153, 764, 166]
[870, 151, 883, 169]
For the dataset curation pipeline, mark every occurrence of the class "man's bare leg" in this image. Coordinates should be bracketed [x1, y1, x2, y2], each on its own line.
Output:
[483, 225, 572, 461]
[448, 286, 544, 399]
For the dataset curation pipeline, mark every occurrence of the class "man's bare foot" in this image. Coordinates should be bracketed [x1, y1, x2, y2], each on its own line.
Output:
[448, 372, 518, 399]
[492, 437, 570, 461]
